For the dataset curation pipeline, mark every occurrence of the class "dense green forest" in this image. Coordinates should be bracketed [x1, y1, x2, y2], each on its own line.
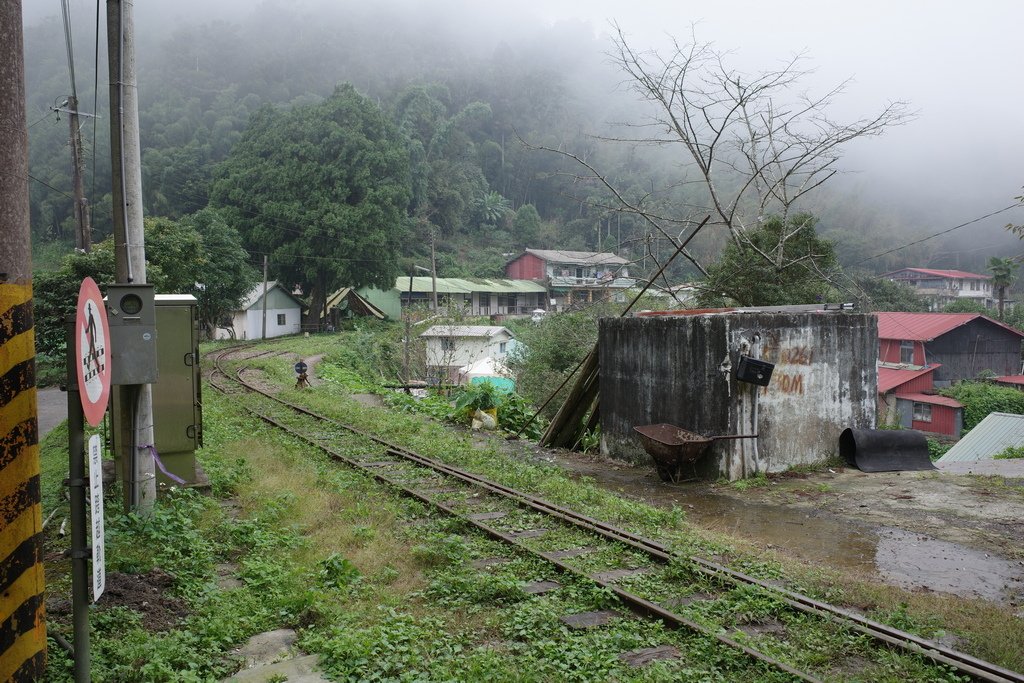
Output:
[22, 3, 1018, 303]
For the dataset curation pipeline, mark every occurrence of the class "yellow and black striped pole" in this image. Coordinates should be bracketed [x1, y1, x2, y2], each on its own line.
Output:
[1, 1, 48, 679]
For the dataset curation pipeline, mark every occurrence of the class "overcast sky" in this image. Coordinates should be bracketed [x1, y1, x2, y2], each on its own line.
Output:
[25, 0, 1024, 250]
[533, 0, 1023, 223]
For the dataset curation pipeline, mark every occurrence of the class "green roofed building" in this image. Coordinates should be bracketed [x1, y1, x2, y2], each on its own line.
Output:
[357, 277, 549, 320]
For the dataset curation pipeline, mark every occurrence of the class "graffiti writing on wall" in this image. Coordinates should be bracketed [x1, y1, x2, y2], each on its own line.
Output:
[773, 372, 805, 394]
[758, 337, 813, 396]
[761, 343, 814, 365]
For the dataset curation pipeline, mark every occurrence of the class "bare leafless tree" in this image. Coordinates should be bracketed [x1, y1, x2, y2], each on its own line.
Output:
[531, 26, 912, 275]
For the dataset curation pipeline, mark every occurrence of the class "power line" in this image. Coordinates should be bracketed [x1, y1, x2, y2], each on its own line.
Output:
[855, 204, 1023, 266]
[0, 168, 78, 201]
[28, 173, 76, 200]
[0, 109, 56, 137]
[28, 110, 57, 128]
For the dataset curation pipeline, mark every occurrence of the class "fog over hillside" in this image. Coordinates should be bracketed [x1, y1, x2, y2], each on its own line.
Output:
[24, 0, 1024, 273]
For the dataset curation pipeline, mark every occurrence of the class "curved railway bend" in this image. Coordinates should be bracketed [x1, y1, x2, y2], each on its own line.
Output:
[209, 342, 1024, 683]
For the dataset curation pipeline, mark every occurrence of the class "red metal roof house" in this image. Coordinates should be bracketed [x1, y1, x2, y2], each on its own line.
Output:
[876, 363, 964, 436]
[877, 312, 1024, 386]
[505, 249, 635, 311]
[874, 311, 1024, 436]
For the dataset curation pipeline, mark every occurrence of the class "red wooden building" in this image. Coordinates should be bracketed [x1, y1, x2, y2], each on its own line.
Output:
[505, 249, 634, 311]
[877, 364, 964, 436]
[877, 312, 1024, 386]
[871, 311, 1024, 436]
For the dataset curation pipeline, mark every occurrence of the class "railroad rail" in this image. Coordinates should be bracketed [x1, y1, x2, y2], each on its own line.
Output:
[208, 343, 1024, 683]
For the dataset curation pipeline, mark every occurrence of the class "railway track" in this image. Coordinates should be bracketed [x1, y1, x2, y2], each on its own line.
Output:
[208, 343, 1024, 683]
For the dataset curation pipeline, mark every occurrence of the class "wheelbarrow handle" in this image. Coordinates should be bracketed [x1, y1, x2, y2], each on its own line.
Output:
[708, 434, 759, 441]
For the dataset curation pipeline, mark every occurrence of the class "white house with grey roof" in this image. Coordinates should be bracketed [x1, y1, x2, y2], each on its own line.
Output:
[420, 325, 515, 383]
[505, 248, 635, 311]
[216, 281, 304, 340]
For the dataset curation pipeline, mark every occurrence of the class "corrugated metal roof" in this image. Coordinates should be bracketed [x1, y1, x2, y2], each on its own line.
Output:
[878, 365, 937, 393]
[393, 277, 547, 294]
[995, 375, 1024, 386]
[393, 277, 472, 294]
[937, 412, 1024, 462]
[884, 267, 990, 280]
[895, 392, 963, 408]
[523, 249, 628, 266]
[549, 276, 635, 289]
[420, 325, 512, 338]
[876, 312, 1024, 341]
[451, 278, 547, 293]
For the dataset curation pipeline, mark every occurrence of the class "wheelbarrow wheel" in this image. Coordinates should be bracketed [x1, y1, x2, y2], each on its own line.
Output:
[654, 461, 682, 483]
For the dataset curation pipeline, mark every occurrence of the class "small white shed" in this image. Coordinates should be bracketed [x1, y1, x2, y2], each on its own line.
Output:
[216, 281, 304, 340]
[420, 325, 514, 382]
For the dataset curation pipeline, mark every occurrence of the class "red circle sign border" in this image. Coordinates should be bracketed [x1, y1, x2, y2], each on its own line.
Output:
[75, 277, 112, 426]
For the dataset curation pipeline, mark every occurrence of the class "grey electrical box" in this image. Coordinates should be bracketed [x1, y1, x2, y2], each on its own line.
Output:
[112, 294, 202, 488]
[106, 284, 158, 384]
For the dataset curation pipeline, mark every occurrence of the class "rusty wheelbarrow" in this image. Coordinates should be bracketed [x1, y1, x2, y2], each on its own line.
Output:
[633, 424, 758, 483]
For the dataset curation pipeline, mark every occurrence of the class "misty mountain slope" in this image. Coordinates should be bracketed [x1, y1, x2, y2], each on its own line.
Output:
[24, 1, 1021, 281]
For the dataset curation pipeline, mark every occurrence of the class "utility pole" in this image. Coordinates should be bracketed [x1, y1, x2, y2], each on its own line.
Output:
[430, 233, 438, 310]
[403, 269, 414, 389]
[261, 255, 269, 339]
[0, 1, 48, 678]
[67, 95, 92, 252]
[60, 0, 91, 252]
[108, 0, 156, 514]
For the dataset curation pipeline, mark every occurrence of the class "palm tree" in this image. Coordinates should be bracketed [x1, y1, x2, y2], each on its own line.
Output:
[477, 191, 512, 226]
[988, 256, 1018, 320]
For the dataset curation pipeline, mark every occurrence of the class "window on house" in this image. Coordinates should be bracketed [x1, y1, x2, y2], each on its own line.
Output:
[499, 342, 507, 354]
[913, 402, 932, 422]
[440, 337, 455, 351]
[479, 292, 490, 310]
[900, 341, 914, 365]
[277, 313, 286, 325]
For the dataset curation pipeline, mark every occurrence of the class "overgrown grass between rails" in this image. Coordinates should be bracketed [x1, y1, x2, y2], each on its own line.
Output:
[204, 379, 803, 681]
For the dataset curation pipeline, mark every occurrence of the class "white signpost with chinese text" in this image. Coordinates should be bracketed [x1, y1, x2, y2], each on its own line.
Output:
[88, 435, 105, 601]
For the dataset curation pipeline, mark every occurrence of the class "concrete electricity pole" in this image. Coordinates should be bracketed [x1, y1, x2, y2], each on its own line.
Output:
[0, 0, 48, 678]
[262, 255, 269, 339]
[107, 0, 156, 514]
[67, 94, 92, 252]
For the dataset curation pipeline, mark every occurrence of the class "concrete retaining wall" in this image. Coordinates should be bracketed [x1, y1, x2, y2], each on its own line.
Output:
[599, 313, 877, 479]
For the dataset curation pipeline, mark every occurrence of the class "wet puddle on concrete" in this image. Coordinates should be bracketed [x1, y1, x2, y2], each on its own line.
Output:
[874, 528, 1022, 602]
[553, 457, 1024, 604]
[691, 496, 1024, 604]
[679, 493, 876, 571]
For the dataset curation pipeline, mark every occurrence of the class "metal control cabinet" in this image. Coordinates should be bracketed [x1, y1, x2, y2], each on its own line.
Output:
[113, 294, 202, 486]
[106, 284, 158, 384]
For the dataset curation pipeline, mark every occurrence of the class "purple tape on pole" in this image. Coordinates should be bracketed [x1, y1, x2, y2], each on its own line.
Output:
[143, 445, 187, 485]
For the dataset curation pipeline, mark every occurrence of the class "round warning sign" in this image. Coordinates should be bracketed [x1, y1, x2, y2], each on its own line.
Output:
[75, 277, 112, 426]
